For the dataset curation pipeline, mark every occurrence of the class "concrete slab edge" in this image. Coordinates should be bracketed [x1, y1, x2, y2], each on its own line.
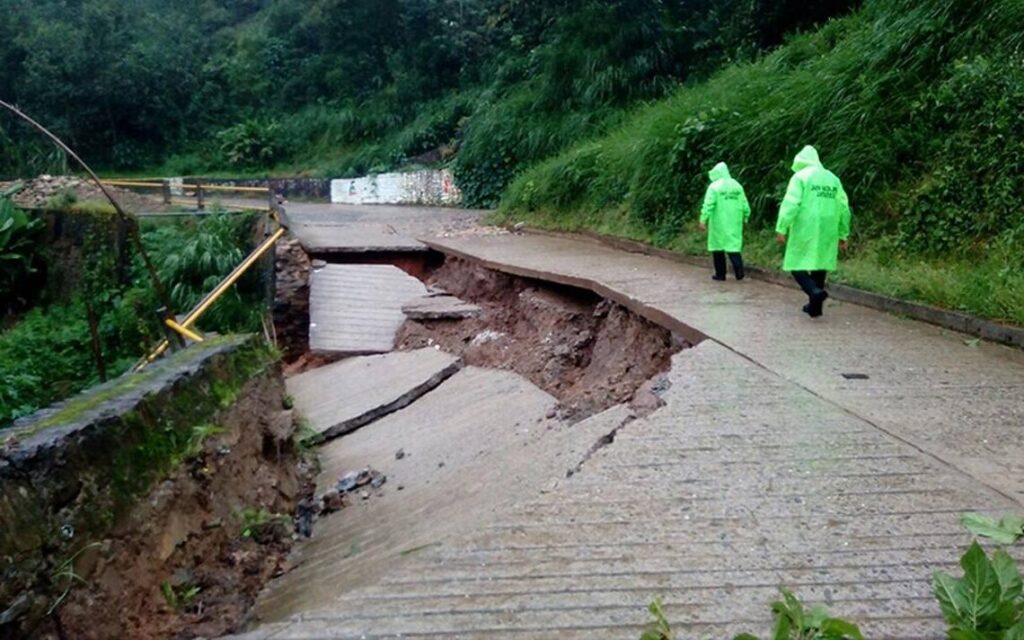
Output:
[306, 245, 430, 255]
[517, 227, 1024, 350]
[310, 357, 465, 445]
[418, 239, 708, 348]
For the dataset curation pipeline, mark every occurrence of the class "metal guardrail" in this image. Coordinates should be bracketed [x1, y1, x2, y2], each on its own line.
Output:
[133, 201, 291, 371]
[100, 179, 275, 212]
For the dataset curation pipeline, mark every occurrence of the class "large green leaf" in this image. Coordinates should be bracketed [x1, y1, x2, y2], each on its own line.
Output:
[819, 617, 865, 640]
[992, 550, 1023, 601]
[1004, 621, 1024, 640]
[770, 601, 793, 640]
[935, 571, 967, 624]
[947, 629, 991, 640]
[957, 542, 1002, 628]
[961, 513, 1024, 545]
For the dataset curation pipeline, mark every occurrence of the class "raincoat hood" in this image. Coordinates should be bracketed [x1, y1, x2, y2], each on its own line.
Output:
[708, 162, 731, 182]
[791, 145, 822, 172]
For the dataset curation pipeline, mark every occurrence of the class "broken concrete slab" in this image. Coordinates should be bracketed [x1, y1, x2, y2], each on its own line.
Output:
[286, 348, 461, 441]
[401, 292, 481, 320]
[247, 370, 632, 625]
[308, 264, 427, 355]
[240, 344, 1019, 638]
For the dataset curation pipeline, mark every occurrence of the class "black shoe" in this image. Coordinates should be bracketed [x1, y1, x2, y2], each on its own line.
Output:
[735, 274, 745, 281]
[711, 275, 726, 281]
[802, 303, 814, 317]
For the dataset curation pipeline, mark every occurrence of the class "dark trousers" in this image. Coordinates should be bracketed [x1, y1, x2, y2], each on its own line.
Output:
[792, 270, 828, 315]
[712, 251, 745, 280]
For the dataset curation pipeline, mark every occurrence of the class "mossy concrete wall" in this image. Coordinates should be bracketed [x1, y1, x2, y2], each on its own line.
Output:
[0, 335, 278, 633]
[36, 204, 131, 305]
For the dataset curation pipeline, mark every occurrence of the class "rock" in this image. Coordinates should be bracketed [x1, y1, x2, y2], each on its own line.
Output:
[337, 467, 386, 493]
[295, 497, 318, 538]
[360, 491, 370, 501]
[337, 471, 360, 492]
[319, 489, 346, 514]
[470, 330, 505, 347]
[311, 259, 327, 269]
[267, 410, 295, 442]
[395, 449, 406, 460]
[0, 592, 32, 626]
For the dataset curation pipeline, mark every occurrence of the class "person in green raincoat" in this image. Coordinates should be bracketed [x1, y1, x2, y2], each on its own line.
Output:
[775, 146, 851, 317]
[699, 162, 750, 281]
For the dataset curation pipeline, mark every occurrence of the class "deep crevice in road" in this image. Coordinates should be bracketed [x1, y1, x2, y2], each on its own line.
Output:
[396, 256, 689, 422]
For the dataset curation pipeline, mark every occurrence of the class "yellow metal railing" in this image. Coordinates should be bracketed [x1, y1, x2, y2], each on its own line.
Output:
[99, 179, 274, 212]
[133, 207, 289, 371]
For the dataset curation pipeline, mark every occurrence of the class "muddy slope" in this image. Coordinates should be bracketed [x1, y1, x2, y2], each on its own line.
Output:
[34, 374, 312, 640]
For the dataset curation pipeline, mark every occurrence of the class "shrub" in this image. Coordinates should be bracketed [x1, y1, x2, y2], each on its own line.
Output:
[0, 194, 43, 313]
[216, 118, 282, 168]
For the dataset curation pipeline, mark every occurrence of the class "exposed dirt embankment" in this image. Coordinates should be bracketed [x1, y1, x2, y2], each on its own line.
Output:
[1, 338, 313, 640]
[398, 257, 687, 419]
[46, 374, 310, 640]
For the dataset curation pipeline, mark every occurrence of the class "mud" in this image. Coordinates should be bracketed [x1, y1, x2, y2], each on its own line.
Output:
[29, 375, 313, 640]
[397, 257, 687, 420]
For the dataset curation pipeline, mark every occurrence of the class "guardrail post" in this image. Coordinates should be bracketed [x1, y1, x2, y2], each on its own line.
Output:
[158, 306, 186, 351]
[161, 179, 171, 205]
[196, 183, 205, 210]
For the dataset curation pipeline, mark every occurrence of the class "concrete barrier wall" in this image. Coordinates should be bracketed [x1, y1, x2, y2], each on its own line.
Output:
[330, 169, 461, 206]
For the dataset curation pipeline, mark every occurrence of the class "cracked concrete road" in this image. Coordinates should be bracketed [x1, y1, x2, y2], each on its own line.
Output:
[230, 230, 1024, 639]
[424, 234, 1024, 504]
[282, 202, 486, 253]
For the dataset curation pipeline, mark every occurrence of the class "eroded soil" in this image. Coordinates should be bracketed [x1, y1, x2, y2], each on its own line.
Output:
[30, 374, 314, 640]
[397, 257, 687, 420]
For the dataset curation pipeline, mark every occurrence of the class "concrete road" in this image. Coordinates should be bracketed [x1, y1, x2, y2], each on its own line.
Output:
[274, 201, 486, 253]
[230, 231, 1024, 639]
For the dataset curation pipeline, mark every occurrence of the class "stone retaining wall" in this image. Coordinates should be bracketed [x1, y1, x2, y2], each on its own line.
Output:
[186, 176, 332, 201]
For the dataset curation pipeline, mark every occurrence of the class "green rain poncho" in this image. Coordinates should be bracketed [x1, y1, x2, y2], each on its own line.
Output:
[775, 146, 851, 271]
[699, 162, 750, 252]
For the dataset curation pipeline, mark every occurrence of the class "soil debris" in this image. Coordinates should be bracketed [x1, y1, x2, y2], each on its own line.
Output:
[397, 257, 687, 420]
[6, 175, 170, 212]
[34, 374, 315, 640]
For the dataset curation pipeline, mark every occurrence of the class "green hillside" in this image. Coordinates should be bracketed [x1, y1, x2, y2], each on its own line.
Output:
[2, 0, 1022, 322]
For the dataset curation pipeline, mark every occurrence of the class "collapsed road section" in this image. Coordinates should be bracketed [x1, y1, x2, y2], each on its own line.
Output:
[240, 228, 692, 632]
[236, 227, 1024, 640]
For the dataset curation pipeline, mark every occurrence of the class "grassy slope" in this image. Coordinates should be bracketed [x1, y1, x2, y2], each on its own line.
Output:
[495, 0, 1024, 324]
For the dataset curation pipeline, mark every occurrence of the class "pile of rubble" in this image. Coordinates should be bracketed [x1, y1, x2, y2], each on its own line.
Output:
[5, 175, 167, 212]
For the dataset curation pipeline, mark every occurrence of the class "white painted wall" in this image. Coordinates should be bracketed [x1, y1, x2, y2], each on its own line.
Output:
[330, 169, 461, 206]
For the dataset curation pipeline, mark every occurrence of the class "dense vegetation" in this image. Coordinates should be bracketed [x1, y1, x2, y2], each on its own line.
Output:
[0, 209, 267, 428]
[2, 0, 1022, 327]
[500, 0, 1024, 323]
[0, 0, 855, 181]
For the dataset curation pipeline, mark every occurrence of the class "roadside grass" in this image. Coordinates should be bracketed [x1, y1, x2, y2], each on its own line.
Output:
[493, 208, 1024, 327]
